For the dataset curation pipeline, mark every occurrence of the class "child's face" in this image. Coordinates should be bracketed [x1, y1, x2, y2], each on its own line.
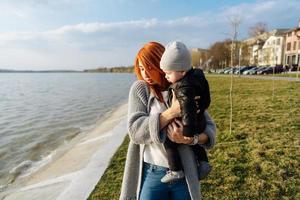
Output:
[163, 70, 186, 83]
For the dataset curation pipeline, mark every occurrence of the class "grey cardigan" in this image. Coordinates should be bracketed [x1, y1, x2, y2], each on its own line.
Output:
[120, 80, 216, 200]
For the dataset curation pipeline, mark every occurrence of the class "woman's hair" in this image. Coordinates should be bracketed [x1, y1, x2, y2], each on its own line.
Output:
[134, 41, 170, 102]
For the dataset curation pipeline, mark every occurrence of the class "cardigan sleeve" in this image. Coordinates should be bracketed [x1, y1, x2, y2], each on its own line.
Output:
[127, 80, 166, 145]
[200, 111, 216, 149]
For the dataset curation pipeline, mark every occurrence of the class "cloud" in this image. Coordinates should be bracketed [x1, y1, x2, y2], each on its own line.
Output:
[0, 0, 299, 70]
[0, 3, 30, 19]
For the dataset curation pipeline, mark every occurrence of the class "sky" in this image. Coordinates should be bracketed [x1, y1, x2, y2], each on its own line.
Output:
[0, 0, 299, 70]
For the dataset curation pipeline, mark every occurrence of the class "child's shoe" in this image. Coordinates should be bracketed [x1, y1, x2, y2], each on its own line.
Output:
[161, 170, 185, 183]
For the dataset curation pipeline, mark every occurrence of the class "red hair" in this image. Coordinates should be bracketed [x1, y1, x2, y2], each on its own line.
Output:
[134, 42, 170, 102]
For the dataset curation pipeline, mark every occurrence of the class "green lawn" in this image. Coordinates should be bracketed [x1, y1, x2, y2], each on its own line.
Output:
[89, 77, 300, 200]
[208, 72, 300, 78]
[273, 73, 299, 78]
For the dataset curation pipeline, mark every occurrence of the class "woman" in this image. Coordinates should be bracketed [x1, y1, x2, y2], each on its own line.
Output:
[120, 42, 216, 200]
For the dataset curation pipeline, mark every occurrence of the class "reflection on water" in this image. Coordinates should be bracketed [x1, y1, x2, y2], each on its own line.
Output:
[0, 72, 135, 190]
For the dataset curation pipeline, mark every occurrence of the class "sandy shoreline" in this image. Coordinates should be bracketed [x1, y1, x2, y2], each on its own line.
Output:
[1, 103, 128, 200]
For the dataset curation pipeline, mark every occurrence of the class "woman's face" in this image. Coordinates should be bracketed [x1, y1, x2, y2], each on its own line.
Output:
[138, 62, 156, 85]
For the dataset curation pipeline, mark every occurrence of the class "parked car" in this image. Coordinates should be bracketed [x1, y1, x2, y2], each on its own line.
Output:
[218, 67, 231, 74]
[216, 69, 223, 74]
[256, 67, 268, 75]
[260, 67, 274, 75]
[274, 65, 284, 73]
[238, 66, 255, 74]
[232, 67, 240, 74]
[234, 66, 247, 74]
[251, 67, 262, 75]
[234, 66, 244, 74]
[242, 68, 251, 75]
[243, 67, 258, 75]
[224, 67, 234, 74]
[289, 65, 299, 71]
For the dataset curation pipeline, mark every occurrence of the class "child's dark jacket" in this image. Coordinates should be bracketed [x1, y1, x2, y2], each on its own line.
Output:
[169, 68, 211, 137]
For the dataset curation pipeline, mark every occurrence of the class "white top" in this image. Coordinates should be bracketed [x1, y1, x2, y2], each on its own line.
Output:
[143, 91, 169, 168]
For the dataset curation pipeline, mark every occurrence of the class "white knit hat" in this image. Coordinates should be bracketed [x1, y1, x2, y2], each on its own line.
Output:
[160, 41, 191, 71]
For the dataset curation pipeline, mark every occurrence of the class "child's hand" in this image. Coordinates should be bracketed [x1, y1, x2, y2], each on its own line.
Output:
[167, 119, 193, 144]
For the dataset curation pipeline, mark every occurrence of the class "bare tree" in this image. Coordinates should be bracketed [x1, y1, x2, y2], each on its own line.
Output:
[191, 49, 210, 69]
[248, 22, 268, 37]
[191, 51, 200, 67]
[240, 42, 250, 66]
[230, 17, 241, 67]
[208, 39, 231, 68]
[229, 16, 241, 135]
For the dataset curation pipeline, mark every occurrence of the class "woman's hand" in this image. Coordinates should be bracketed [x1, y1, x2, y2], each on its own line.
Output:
[167, 119, 193, 144]
[169, 90, 181, 118]
[198, 133, 208, 144]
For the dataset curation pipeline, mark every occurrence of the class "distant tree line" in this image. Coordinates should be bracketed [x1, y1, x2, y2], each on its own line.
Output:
[84, 66, 134, 73]
[207, 39, 251, 69]
[191, 22, 267, 70]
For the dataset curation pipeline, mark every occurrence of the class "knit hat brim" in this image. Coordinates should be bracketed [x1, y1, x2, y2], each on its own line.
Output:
[160, 41, 191, 71]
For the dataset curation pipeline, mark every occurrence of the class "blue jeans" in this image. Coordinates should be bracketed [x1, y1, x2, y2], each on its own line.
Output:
[139, 162, 191, 200]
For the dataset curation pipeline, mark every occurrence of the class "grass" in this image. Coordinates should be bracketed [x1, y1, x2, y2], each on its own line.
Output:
[88, 77, 300, 200]
[208, 72, 300, 78]
[272, 73, 300, 78]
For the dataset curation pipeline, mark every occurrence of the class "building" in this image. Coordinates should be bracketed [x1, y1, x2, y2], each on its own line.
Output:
[243, 32, 271, 66]
[284, 22, 300, 68]
[190, 48, 209, 69]
[259, 29, 288, 66]
[243, 30, 289, 66]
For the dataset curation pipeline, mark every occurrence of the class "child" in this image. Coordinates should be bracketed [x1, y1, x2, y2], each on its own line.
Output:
[160, 41, 212, 183]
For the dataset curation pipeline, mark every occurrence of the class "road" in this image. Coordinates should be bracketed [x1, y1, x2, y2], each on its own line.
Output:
[207, 74, 300, 82]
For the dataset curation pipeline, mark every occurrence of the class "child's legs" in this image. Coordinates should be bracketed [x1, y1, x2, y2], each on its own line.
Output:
[164, 137, 182, 171]
[192, 145, 208, 162]
[182, 125, 194, 137]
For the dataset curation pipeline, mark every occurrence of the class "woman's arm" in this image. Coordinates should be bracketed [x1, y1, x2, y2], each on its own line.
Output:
[166, 119, 192, 144]
[159, 108, 178, 129]
[201, 111, 216, 149]
[159, 90, 181, 129]
[198, 133, 208, 144]
[127, 81, 155, 144]
[166, 111, 216, 149]
[128, 81, 180, 145]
